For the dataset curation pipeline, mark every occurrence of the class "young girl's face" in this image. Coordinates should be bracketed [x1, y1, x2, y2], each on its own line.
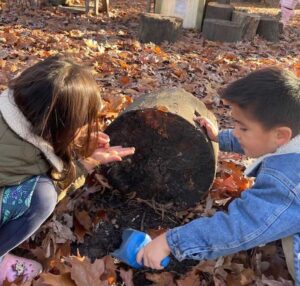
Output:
[230, 104, 280, 158]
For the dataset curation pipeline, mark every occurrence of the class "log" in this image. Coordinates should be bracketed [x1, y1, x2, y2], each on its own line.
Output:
[102, 88, 219, 208]
[232, 11, 260, 40]
[257, 16, 282, 42]
[217, 0, 230, 4]
[139, 13, 183, 44]
[205, 2, 234, 21]
[202, 18, 243, 42]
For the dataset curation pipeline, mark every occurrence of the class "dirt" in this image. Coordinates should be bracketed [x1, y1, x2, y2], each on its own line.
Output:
[74, 187, 200, 285]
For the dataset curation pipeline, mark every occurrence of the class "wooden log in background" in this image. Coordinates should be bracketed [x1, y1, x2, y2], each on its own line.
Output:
[232, 11, 260, 40]
[205, 2, 234, 21]
[102, 88, 219, 208]
[257, 16, 282, 42]
[202, 18, 243, 42]
[139, 13, 183, 44]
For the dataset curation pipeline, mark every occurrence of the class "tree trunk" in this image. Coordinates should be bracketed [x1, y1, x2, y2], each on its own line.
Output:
[102, 88, 219, 209]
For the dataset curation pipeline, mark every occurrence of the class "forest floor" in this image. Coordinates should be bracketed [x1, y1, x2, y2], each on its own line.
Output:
[0, 0, 300, 285]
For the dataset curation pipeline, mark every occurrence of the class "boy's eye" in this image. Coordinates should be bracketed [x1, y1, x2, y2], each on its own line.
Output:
[240, 127, 248, 132]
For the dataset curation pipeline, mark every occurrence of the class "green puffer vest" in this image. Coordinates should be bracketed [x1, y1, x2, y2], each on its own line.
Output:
[0, 113, 50, 187]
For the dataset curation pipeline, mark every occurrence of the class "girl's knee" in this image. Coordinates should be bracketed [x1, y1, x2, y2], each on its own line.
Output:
[32, 177, 57, 216]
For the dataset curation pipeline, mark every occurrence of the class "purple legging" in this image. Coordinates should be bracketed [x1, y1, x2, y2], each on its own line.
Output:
[0, 176, 57, 257]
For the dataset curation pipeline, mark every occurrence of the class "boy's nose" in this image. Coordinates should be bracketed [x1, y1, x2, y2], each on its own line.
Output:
[233, 128, 241, 141]
[232, 128, 238, 138]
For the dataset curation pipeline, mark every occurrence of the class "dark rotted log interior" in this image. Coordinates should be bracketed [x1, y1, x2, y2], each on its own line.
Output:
[102, 88, 219, 208]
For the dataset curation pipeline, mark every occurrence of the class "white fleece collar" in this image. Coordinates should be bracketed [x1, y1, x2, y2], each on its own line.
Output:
[245, 134, 300, 176]
[0, 89, 63, 172]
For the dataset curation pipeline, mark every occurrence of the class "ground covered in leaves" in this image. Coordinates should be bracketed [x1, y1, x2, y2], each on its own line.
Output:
[0, 0, 300, 285]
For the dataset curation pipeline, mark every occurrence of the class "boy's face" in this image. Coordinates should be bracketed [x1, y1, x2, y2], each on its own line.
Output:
[230, 104, 280, 158]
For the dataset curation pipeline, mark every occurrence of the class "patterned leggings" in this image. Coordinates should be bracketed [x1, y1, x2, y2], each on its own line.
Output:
[0, 176, 57, 257]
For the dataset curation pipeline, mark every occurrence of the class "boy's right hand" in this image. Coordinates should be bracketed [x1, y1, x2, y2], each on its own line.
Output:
[194, 116, 219, 142]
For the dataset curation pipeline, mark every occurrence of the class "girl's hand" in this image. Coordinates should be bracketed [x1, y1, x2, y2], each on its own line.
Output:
[93, 131, 110, 148]
[194, 116, 219, 142]
[80, 145, 135, 172]
[136, 233, 171, 270]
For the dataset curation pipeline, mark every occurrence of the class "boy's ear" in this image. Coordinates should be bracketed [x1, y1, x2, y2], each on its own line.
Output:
[275, 126, 293, 146]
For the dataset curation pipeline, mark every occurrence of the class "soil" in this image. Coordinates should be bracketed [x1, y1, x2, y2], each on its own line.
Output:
[74, 187, 200, 285]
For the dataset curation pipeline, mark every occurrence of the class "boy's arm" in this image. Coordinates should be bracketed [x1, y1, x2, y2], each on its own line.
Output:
[218, 129, 244, 154]
[166, 171, 299, 261]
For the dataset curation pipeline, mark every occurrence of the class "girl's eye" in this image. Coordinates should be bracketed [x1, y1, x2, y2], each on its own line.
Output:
[240, 127, 248, 132]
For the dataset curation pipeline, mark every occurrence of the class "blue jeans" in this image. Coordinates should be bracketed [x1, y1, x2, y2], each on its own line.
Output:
[0, 176, 57, 257]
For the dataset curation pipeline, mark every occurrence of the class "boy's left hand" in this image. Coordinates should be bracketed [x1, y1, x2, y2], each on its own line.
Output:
[136, 232, 171, 270]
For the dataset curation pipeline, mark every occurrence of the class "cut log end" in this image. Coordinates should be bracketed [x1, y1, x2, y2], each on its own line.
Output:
[102, 88, 219, 209]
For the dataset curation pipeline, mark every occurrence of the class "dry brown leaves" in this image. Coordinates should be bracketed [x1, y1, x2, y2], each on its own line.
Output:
[0, 0, 299, 285]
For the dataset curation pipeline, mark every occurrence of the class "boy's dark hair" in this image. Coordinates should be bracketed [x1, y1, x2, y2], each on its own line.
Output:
[9, 54, 102, 187]
[221, 67, 300, 136]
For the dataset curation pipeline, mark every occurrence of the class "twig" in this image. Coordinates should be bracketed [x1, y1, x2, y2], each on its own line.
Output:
[140, 211, 146, 231]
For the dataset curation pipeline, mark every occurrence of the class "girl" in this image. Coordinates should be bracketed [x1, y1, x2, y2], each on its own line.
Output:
[280, 0, 299, 25]
[0, 55, 135, 283]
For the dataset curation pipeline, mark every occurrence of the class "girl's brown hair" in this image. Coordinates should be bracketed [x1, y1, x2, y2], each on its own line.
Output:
[9, 54, 103, 188]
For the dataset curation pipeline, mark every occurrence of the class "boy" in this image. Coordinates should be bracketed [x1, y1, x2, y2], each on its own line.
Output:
[137, 67, 300, 283]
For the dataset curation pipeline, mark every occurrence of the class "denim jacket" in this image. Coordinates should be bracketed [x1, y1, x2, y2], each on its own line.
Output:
[166, 129, 300, 284]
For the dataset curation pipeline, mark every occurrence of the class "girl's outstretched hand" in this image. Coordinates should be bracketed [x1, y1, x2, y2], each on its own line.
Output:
[80, 131, 135, 171]
[194, 116, 219, 142]
[136, 232, 171, 270]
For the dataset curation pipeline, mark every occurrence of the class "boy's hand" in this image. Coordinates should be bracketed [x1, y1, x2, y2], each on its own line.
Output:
[136, 232, 171, 270]
[194, 116, 219, 142]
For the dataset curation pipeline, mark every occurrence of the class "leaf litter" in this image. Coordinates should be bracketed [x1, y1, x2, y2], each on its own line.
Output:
[0, 0, 299, 285]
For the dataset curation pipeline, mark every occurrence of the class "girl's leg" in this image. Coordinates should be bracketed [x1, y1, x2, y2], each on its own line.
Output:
[0, 176, 57, 256]
[0, 176, 57, 283]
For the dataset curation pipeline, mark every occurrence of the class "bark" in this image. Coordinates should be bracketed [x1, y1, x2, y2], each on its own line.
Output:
[139, 13, 183, 44]
[202, 18, 243, 42]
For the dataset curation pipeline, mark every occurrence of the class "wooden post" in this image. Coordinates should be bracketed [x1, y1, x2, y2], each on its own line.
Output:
[101, 0, 109, 13]
[94, 0, 99, 15]
[147, 0, 151, 12]
[85, 0, 89, 13]
[102, 88, 219, 208]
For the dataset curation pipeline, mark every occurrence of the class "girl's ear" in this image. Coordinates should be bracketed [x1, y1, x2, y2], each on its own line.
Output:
[275, 126, 293, 147]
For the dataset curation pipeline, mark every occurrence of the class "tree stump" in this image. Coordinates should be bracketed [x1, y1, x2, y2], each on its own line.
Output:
[202, 18, 243, 42]
[85, 0, 109, 15]
[257, 16, 282, 42]
[102, 88, 219, 208]
[217, 0, 230, 5]
[139, 13, 183, 44]
[232, 11, 260, 40]
[205, 2, 234, 21]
